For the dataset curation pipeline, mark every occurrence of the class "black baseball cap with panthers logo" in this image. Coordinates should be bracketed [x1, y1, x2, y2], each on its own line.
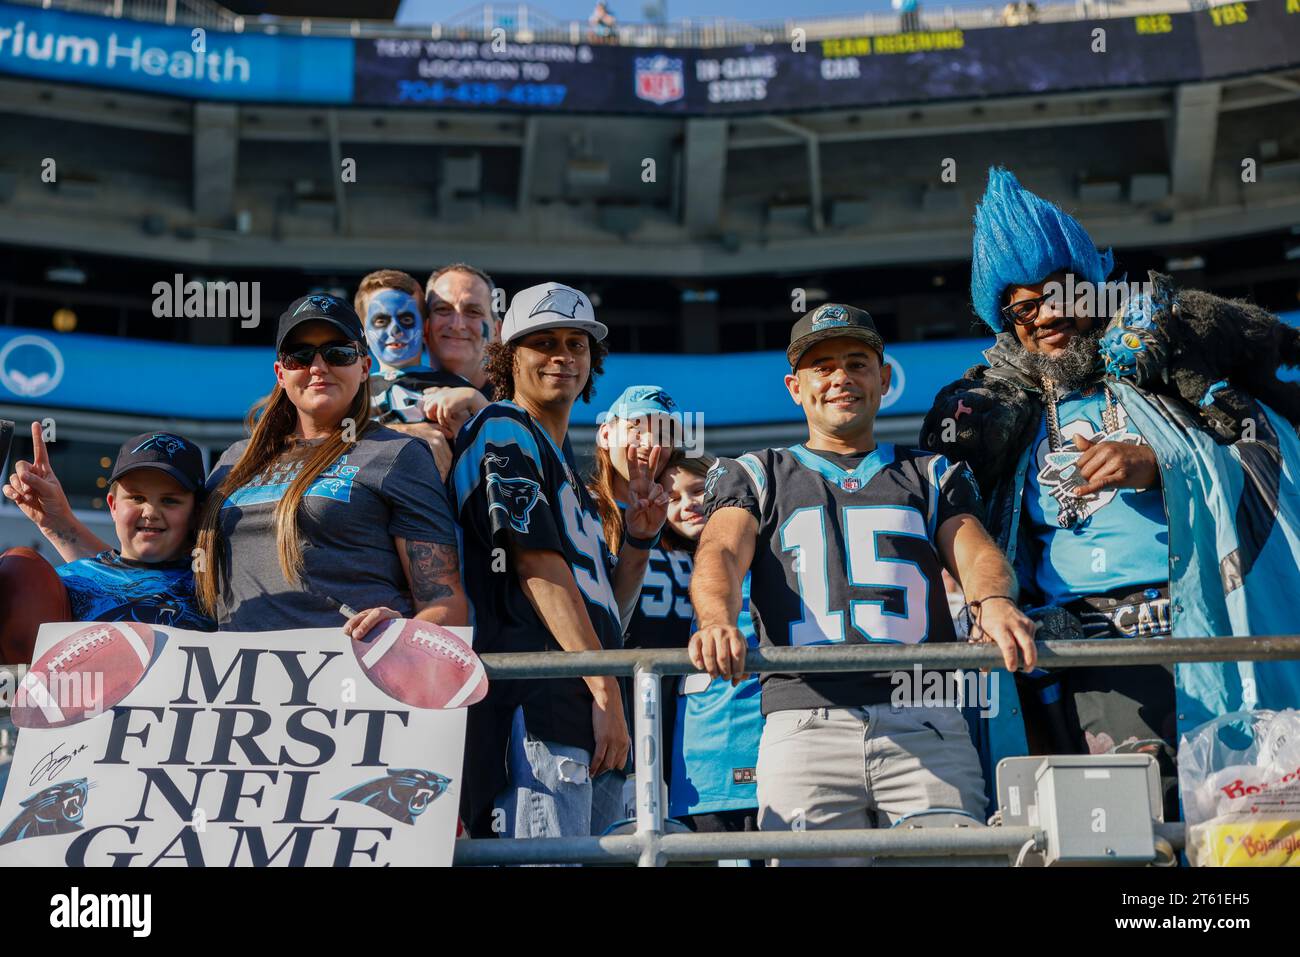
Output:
[276, 294, 365, 352]
[787, 303, 885, 368]
[109, 432, 206, 492]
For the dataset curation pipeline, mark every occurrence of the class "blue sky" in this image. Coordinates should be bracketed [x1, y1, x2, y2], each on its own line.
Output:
[395, 0, 971, 24]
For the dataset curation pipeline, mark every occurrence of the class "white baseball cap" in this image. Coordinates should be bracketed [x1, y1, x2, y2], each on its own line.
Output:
[501, 282, 608, 344]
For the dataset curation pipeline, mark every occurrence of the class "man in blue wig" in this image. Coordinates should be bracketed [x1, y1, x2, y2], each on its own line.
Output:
[922, 167, 1300, 817]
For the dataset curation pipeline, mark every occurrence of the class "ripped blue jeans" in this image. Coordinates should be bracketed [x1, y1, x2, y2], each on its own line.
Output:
[495, 706, 593, 839]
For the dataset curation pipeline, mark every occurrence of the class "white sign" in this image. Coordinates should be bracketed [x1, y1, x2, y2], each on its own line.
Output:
[0, 623, 470, 867]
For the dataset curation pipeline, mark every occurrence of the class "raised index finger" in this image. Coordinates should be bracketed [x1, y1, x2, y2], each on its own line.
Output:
[30, 421, 49, 471]
[645, 443, 665, 480]
[625, 436, 646, 486]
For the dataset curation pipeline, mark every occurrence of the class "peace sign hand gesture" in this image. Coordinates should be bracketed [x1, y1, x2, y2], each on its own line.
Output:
[622, 427, 669, 543]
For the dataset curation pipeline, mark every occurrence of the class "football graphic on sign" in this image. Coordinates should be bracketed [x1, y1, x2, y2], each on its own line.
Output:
[353, 619, 487, 710]
[11, 622, 157, 730]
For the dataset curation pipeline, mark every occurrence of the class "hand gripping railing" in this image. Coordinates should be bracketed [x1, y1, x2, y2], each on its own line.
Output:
[453, 636, 1300, 866]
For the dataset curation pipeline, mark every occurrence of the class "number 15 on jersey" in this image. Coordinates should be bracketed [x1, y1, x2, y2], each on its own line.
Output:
[780, 505, 931, 646]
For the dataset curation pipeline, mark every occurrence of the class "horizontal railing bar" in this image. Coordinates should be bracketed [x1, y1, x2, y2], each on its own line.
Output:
[3, 636, 1295, 683]
[659, 825, 1042, 861]
[452, 820, 1187, 867]
[476, 636, 1300, 679]
[452, 826, 1045, 865]
[453, 834, 644, 865]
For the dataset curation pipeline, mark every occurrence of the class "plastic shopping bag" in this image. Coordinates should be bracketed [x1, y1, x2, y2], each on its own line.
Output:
[1178, 709, 1300, 866]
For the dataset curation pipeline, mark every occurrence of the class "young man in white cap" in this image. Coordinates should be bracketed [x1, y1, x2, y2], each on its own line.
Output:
[449, 282, 669, 841]
[689, 303, 1039, 865]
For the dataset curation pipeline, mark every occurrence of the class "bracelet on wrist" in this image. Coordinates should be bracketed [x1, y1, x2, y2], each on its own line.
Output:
[965, 595, 1017, 614]
[623, 528, 661, 551]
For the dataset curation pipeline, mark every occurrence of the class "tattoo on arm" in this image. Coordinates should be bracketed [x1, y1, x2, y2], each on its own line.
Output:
[406, 540, 458, 604]
[49, 526, 79, 547]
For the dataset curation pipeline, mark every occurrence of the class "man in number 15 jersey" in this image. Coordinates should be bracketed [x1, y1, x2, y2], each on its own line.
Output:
[689, 304, 1039, 866]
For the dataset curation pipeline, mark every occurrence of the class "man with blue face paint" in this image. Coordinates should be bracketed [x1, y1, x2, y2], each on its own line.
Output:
[365, 284, 424, 370]
[355, 269, 479, 478]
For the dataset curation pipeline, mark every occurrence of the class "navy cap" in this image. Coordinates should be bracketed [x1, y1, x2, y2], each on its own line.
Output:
[109, 432, 206, 493]
[276, 294, 365, 353]
[787, 303, 884, 369]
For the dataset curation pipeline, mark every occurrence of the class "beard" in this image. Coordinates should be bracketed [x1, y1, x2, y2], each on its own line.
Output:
[1018, 323, 1105, 392]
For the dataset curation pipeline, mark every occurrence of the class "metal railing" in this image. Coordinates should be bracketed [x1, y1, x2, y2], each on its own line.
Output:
[9, 0, 1228, 46]
[2, 638, 1293, 865]
[453, 636, 1300, 866]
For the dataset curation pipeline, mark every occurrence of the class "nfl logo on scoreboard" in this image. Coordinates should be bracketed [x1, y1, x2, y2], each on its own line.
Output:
[635, 55, 685, 105]
[841, 478, 861, 492]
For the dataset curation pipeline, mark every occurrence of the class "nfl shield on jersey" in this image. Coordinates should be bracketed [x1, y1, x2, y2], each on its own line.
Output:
[702, 443, 983, 714]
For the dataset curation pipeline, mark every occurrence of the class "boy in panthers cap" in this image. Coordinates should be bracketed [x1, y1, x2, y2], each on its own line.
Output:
[4, 426, 214, 630]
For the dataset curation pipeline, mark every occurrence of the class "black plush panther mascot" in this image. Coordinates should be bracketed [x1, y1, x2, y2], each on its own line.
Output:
[0, 779, 89, 845]
[1099, 271, 1300, 442]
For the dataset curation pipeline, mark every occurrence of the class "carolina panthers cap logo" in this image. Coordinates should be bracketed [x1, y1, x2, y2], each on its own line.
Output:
[530, 288, 585, 320]
[810, 304, 850, 330]
[294, 294, 344, 316]
[132, 433, 185, 458]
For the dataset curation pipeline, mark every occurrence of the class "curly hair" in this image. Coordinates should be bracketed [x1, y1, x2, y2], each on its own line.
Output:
[485, 333, 608, 403]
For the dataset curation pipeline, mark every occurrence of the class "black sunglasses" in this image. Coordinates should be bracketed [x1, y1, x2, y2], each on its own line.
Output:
[279, 341, 364, 370]
[1001, 283, 1089, 326]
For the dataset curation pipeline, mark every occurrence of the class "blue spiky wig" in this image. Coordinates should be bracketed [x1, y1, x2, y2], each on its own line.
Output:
[971, 167, 1114, 332]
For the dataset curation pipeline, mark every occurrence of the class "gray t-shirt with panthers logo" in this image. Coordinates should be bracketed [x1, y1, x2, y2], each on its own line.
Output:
[209, 426, 457, 631]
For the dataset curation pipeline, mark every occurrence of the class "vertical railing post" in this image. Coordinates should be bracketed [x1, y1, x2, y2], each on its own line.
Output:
[633, 663, 665, 867]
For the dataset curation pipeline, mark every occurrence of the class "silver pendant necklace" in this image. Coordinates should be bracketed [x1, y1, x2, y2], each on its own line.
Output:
[1041, 377, 1119, 529]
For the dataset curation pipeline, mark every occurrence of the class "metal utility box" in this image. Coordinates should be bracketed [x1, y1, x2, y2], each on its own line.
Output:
[1033, 756, 1157, 865]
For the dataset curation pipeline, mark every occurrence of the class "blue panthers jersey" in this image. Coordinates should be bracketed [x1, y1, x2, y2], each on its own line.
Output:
[670, 574, 763, 817]
[56, 550, 215, 631]
[450, 400, 622, 754]
[1024, 386, 1169, 604]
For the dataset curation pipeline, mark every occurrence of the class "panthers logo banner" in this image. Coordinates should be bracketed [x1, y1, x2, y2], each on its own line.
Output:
[0, 623, 469, 866]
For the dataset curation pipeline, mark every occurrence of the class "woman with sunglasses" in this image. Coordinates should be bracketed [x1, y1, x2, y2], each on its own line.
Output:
[194, 294, 468, 634]
[33, 295, 468, 635]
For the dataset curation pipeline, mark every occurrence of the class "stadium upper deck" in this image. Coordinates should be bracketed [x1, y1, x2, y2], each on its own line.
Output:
[6, 0, 1209, 45]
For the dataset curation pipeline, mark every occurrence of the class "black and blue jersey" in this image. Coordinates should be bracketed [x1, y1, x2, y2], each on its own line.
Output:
[56, 550, 215, 631]
[450, 400, 622, 753]
[702, 443, 982, 714]
[625, 545, 694, 651]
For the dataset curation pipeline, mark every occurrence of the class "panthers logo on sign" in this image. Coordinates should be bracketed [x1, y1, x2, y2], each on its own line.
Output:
[0, 780, 89, 846]
[333, 769, 452, 825]
[635, 55, 685, 105]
